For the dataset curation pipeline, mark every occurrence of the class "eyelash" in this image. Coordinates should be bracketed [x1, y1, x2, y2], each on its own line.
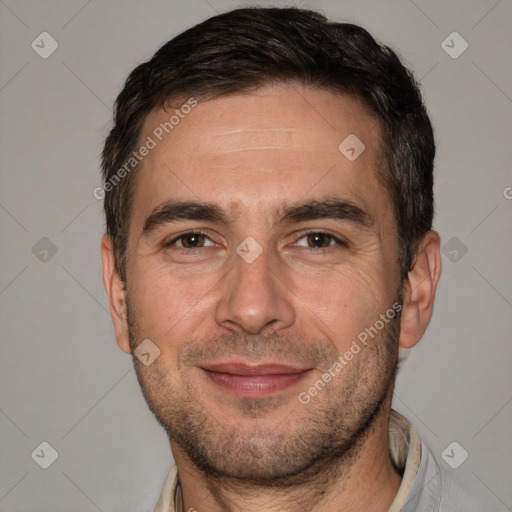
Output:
[295, 230, 348, 250]
[163, 230, 214, 249]
[164, 230, 348, 251]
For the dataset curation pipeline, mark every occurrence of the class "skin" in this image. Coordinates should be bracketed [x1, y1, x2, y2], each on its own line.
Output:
[102, 84, 441, 512]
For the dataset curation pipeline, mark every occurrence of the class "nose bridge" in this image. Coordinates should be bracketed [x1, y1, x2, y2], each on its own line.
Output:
[214, 241, 294, 334]
[233, 243, 274, 295]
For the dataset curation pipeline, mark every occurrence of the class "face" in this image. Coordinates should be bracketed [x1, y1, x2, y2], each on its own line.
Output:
[120, 85, 404, 482]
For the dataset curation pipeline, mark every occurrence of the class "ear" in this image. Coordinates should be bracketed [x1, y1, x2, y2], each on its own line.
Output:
[101, 235, 131, 354]
[399, 230, 442, 349]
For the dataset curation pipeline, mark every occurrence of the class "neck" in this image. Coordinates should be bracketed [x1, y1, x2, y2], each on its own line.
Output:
[171, 401, 402, 512]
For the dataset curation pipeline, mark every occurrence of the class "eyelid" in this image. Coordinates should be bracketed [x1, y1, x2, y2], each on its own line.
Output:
[163, 229, 348, 250]
[163, 229, 217, 248]
[292, 229, 349, 247]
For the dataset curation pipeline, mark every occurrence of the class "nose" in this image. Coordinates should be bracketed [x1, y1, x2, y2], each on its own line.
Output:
[214, 246, 295, 335]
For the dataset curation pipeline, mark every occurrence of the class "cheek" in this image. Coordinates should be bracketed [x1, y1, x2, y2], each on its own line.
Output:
[292, 263, 391, 348]
[127, 259, 222, 344]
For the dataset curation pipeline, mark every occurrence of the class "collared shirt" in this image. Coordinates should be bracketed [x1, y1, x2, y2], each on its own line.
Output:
[153, 410, 485, 511]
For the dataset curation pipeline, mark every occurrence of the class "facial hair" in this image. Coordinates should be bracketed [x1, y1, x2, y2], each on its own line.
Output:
[127, 296, 401, 486]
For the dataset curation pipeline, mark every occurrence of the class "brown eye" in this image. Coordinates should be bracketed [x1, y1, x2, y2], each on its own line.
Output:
[179, 233, 207, 248]
[306, 232, 333, 248]
[165, 231, 215, 249]
[294, 231, 347, 250]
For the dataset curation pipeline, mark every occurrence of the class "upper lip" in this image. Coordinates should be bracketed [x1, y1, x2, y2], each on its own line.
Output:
[200, 361, 311, 375]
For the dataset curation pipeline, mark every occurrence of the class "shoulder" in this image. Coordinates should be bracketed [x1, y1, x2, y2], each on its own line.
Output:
[412, 439, 496, 512]
[437, 469, 492, 511]
[395, 420, 492, 512]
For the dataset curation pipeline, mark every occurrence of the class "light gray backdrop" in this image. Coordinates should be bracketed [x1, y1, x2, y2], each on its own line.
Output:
[1, 1, 511, 511]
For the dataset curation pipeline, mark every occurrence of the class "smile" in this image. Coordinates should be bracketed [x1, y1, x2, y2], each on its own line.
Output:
[200, 362, 312, 397]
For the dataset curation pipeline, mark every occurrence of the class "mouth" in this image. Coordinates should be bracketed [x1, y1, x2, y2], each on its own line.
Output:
[200, 361, 312, 397]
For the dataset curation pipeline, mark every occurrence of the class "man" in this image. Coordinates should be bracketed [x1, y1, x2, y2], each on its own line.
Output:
[100, 7, 485, 511]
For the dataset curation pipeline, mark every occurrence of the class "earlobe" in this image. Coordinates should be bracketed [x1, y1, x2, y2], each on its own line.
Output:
[101, 235, 132, 354]
[399, 230, 442, 349]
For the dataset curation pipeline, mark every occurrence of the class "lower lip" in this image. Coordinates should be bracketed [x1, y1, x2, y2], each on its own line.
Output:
[202, 369, 310, 397]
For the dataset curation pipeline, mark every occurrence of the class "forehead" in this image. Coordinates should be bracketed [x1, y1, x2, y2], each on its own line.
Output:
[131, 85, 388, 227]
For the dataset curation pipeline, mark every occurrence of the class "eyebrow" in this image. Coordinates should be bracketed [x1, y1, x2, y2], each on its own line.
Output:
[141, 197, 374, 236]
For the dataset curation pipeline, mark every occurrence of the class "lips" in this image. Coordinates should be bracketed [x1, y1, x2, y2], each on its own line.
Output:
[200, 362, 311, 397]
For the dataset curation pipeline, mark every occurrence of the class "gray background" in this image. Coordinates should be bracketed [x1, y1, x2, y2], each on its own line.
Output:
[0, 0, 511, 510]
